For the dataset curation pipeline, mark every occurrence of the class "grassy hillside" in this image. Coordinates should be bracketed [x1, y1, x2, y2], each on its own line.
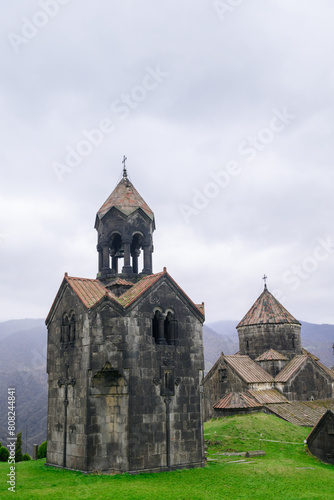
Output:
[1, 414, 333, 499]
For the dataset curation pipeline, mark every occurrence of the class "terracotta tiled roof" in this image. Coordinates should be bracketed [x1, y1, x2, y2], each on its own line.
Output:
[118, 272, 164, 307]
[213, 392, 262, 409]
[255, 349, 288, 361]
[65, 275, 118, 309]
[265, 400, 334, 427]
[224, 355, 274, 383]
[247, 389, 288, 404]
[108, 278, 134, 287]
[237, 287, 300, 328]
[274, 355, 307, 382]
[48, 269, 205, 322]
[97, 177, 154, 222]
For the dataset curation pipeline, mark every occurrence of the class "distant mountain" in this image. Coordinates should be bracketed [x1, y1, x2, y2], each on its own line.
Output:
[0, 318, 45, 341]
[0, 319, 47, 455]
[203, 324, 239, 372]
[299, 321, 334, 369]
[0, 317, 332, 455]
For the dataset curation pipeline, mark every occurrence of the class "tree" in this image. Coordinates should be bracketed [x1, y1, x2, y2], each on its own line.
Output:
[15, 431, 23, 462]
[0, 446, 9, 462]
[22, 453, 31, 461]
[37, 441, 47, 459]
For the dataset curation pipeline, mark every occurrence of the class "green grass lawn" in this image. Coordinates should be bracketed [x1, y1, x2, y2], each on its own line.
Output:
[1, 413, 333, 500]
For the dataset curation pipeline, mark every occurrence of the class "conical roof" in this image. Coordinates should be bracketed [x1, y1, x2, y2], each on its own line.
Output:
[96, 176, 155, 223]
[237, 286, 300, 328]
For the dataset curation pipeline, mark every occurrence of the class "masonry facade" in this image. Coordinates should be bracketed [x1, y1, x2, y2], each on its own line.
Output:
[203, 285, 334, 420]
[307, 410, 334, 465]
[46, 167, 205, 473]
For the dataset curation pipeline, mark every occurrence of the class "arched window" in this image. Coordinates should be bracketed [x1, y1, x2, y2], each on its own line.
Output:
[61, 312, 76, 348]
[161, 368, 175, 395]
[69, 312, 76, 344]
[152, 310, 160, 343]
[246, 338, 250, 352]
[61, 314, 69, 347]
[164, 311, 177, 346]
[152, 309, 177, 345]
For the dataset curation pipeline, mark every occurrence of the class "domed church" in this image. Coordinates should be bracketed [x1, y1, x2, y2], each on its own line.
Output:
[45, 161, 205, 473]
[203, 283, 334, 420]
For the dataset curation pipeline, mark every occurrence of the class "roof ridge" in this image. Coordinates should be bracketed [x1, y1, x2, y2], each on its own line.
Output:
[255, 348, 289, 361]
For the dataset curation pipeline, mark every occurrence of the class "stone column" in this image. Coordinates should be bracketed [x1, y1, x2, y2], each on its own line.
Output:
[122, 237, 132, 274]
[112, 256, 118, 273]
[102, 244, 110, 272]
[168, 319, 176, 346]
[132, 249, 141, 274]
[97, 245, 103, 273]
[110, 249, 118, 273]
[157, 313, 167, 345]
[142, 244, 153, 274]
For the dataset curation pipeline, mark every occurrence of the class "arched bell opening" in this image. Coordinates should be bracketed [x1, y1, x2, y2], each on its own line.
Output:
[110, 233, 123, 274]
[131, 233, 143, 274]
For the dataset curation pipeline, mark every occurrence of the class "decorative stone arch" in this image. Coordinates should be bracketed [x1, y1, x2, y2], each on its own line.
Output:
[151, 307, 177, 346]
[91, 362, 128, 395]
[152, 308, 163, 344]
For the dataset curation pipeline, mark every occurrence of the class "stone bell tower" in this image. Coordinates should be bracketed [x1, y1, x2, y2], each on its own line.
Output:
[95, 157, 155, 280]
[46, 159, 205, 474]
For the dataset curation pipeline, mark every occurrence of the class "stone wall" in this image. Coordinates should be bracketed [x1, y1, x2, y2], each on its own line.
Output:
[238, 323, 302, 360]
[307, 410, 334, 465]
[46, 285, 90, 471]
[125, 278, 205, 472]
[202, 357, 247, 421]
[258, 359, 288, 377]
[46, 276, 205, 473]
[281, 358, 333, 401]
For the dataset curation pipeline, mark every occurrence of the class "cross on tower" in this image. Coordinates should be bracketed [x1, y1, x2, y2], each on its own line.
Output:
[122, 155, 128, 178]
[262, 274, 268, 288]
[57, 362, 76, 467]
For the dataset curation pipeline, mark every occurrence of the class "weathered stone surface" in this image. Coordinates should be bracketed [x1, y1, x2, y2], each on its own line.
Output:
[307, 410, 334, 465]
[46, 174, 205, 474]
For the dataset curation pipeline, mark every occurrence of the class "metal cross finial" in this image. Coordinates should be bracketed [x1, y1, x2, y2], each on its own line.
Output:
[263, 274, 268, 288]
[122, 155, 127, 178]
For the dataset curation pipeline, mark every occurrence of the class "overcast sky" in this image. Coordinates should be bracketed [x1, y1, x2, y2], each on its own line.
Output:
[1, 1, 334, 326]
